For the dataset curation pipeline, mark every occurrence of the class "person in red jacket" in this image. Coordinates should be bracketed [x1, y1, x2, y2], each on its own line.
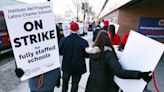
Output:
[118, 32, 130, 51]
[108, 24, 121, 45]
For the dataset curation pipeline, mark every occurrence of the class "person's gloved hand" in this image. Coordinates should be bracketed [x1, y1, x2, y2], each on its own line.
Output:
[56, 77, 60, 88]
[139, 71, 152, 83]
[118, 43, 125, 51]
[15, 68, 24, 78]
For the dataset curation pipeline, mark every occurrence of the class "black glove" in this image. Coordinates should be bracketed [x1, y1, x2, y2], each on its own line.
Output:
[15, 68, 24, 78]
[118, 43, 125, 51]
[139, 71, 152, 83]
[56, 77, 60, 88]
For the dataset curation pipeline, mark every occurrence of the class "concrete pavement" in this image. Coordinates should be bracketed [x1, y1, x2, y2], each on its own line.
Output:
[4, 54, 163, 92]
[0, 59, 90, 92]
[0, 35, 164, 92]
[147, 53, 164, 91]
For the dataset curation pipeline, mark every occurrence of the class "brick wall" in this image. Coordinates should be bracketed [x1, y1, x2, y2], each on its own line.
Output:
[103, 0, 164, 43]
[103, 10, 119, 23]
[118, 0, 164, 43]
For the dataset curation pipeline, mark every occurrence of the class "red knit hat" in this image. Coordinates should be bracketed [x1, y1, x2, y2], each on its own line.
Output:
[70, 22, 79, 32]
[103, 20, 109, 27]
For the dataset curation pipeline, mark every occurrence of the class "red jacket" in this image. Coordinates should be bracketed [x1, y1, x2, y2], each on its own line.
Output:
[121, 32, 130, 45]
[108, 32, 121, 45]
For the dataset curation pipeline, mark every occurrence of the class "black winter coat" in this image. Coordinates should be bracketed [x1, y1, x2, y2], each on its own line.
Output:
[92, 28, 100, 41]
[85, 46, 141, 92]
[59, 33, 89, 75]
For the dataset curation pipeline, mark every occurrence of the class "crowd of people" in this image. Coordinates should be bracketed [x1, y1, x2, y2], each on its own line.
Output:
[15, 20, 152, 92]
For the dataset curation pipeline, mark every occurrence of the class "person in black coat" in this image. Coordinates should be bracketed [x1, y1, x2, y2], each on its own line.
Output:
[59, 22, 89, 92]
[14, 63, 61, 92]
[92, 24, 101, 42]
[85, 30, 152, 92]
[56, 23, 64, 44]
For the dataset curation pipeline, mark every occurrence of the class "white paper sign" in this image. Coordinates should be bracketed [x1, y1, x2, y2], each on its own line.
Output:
[114, 31, 164, 92]
[83, 22, 88, 32]
[78, 23, 84, 34]
[87, 31, 93, 40]
[3, 2, 60, 81]
[62, 23, 70, 37]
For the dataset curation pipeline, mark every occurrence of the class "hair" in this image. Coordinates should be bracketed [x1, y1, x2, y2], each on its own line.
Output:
[93, 30, 118, 63]
[109, 24, 115, 40]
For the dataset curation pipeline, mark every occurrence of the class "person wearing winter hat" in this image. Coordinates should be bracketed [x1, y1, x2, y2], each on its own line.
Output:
[102, 20, 109, 31]
[93, 20, 108, 42]
[59, 22, 89, 92]
[70, 22, 79, 33]
[104, 20, 109, 27]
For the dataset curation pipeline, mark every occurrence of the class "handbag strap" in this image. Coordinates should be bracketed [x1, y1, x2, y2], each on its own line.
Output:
[38, 74, 44, 88]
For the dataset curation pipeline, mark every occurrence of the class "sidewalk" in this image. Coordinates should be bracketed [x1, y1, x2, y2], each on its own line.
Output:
[4, 59, 90, 92]
[0, 35, 163, 92]
[3, 54, 164, 92]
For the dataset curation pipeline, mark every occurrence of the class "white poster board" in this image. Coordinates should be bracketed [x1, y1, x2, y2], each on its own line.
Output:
[3, 2, 60, 81]
[62, 23, 70, 37]
[87, 31, 93, 40]
[78, 23, 84, 34]
[114, 31, 164, 92]
[84, 23, 88, 31]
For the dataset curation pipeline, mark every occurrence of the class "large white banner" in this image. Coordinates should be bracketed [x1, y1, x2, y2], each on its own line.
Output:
[3, 2, 60, 81]
[114, 31, 164, 92]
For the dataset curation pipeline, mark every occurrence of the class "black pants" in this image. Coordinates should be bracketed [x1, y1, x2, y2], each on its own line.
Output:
[62, 72, 82, 92]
